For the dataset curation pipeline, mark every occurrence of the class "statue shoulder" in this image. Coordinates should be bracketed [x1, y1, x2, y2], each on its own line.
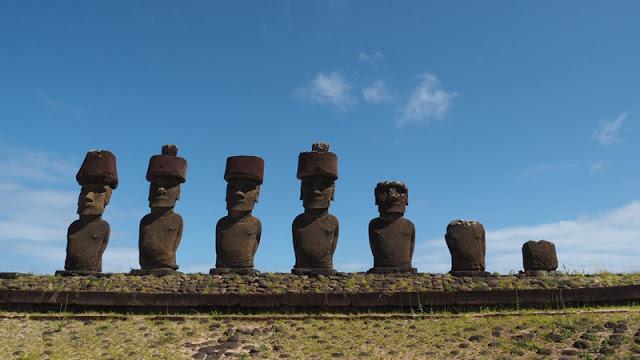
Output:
[325, 213, 339, 226]
[292, 213, 305, 225]
[169, 212, 183, 223]
[368, 217, 384, 229]
[399, 217, 415, 229]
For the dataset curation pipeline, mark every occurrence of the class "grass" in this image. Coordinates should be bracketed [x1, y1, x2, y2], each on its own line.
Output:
[2, 272, 640, 295]
[2, 307, 640, 359]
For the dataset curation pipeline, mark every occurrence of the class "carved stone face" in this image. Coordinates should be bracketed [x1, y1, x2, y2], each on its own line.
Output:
[77, 184, 112, 215]
[301, 175, 335, 210]
[148, 176, 181, 209]
[375, 183, 408, 215]
[226, 178, 260, 211]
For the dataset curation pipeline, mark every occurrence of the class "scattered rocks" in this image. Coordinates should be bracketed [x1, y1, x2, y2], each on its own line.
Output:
[536, 348, 552, 355]
[572, 340, 590, 349]
[2, 272, 640, 294]
[547, 333, 565, 342]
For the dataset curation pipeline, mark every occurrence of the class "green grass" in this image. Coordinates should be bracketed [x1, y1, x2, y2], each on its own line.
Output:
[2, 307, 640, 359]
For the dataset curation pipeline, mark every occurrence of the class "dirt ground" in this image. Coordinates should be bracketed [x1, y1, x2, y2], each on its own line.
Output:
[2, 308, 640, 359]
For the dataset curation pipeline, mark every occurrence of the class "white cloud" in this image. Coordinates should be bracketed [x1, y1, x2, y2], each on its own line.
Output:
[590, 160, 605, 173]
[293, 72, 356, 111]
[0, 145, 76, 183]
[0, 146, 137, 273]
[415, 201, 640, 274]
[358, 51, 384, 63]
[398, 73, 456, 125]
[37, 92, 84, 117]
[103, 247, 139, 272]
[362, 80, 393, 104]
[336, 261, 368, 272]
[593, 113, 627, 145]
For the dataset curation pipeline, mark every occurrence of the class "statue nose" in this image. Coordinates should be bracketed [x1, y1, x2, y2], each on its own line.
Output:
[235, 191, 246, 199]
[313, 190, 323, 197]
[158, 187, 167, 195]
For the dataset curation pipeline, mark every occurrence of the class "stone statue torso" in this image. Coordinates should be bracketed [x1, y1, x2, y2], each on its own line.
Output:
[292, 213, 339, 269]
[215, 215, 261, 268]
[369, 217, 415, 268]
[65, 218, 110, 272]
[139, 212, 183, 270]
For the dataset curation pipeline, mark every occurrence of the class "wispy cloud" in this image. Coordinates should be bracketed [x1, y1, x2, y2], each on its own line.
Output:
[398, 73, 456, 125]
[415, 201, 640, 274]
[37, 92, 84, 117]
[358, 51, 384, 63]
[0, 147, 77, 273]
[0, 145, 140, 273]
[590, 160, 605, 173]
[103, 247, 139, 272]
[593, 113, 627, 145]
[362, 80, 393, 104]
[0, 144, 76, 183]
[293, 72, 356, 111]
[519, 162, 577, 177]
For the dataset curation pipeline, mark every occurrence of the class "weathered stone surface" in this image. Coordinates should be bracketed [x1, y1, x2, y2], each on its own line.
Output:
[129, 268, 179, 277]
[368, 181, 416, 274]
[214, 156, 264, 273]
[215, 214, 261, 269]
[445, 220, 486, 273]
[138, 145, 187, 272]
[522, 240, 558, 271]
[75, 150, 118, 189]
[65, 217, 110, 272]
[62, 150, 117, 273]
[292, 143, 339, 273]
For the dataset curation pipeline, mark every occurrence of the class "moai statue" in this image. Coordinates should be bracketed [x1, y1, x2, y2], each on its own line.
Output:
[132, 145, 187, 276]
[522, 240, 558, 274]
[292, 143, 339, 275]
[445, 220, 490, 277]
[57, 150, 118, 276]
[368, 181, 416, 274]
[211, 156, 264, 275]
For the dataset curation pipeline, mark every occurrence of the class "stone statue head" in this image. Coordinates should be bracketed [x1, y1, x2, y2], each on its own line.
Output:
[297, 143, 338, 210]
[300, 175, 334, 209]
[146, 145, 187, 209]
[77, 184, 112, 215]
[75, 150, 118, 216]
[375, 181, 408, 215]
[148, 177, 181, 209]
[224, 156, 264, 212]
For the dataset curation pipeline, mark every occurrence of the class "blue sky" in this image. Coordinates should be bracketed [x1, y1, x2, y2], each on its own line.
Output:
[1, 1, 639, 274]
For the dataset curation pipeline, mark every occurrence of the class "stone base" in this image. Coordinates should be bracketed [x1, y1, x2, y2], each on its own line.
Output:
[209, 268, 258, 275]
[55, 270, 110, 277]
[0, 272, 24, 279]
[367, 267, 417, 274]
[449, 270, 492, 277]
[129, 268, 180, 277]
[520, 270, 557, 277]
[291, 268, 336, 276]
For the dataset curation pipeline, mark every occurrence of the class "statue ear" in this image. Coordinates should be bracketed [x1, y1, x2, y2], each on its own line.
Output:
[255, 185, 260, 203]
[104, 187, 113, 206]
[176, 185, 181, 201]
[299, 183, 303, 201]
[330, 183, 335, 201]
